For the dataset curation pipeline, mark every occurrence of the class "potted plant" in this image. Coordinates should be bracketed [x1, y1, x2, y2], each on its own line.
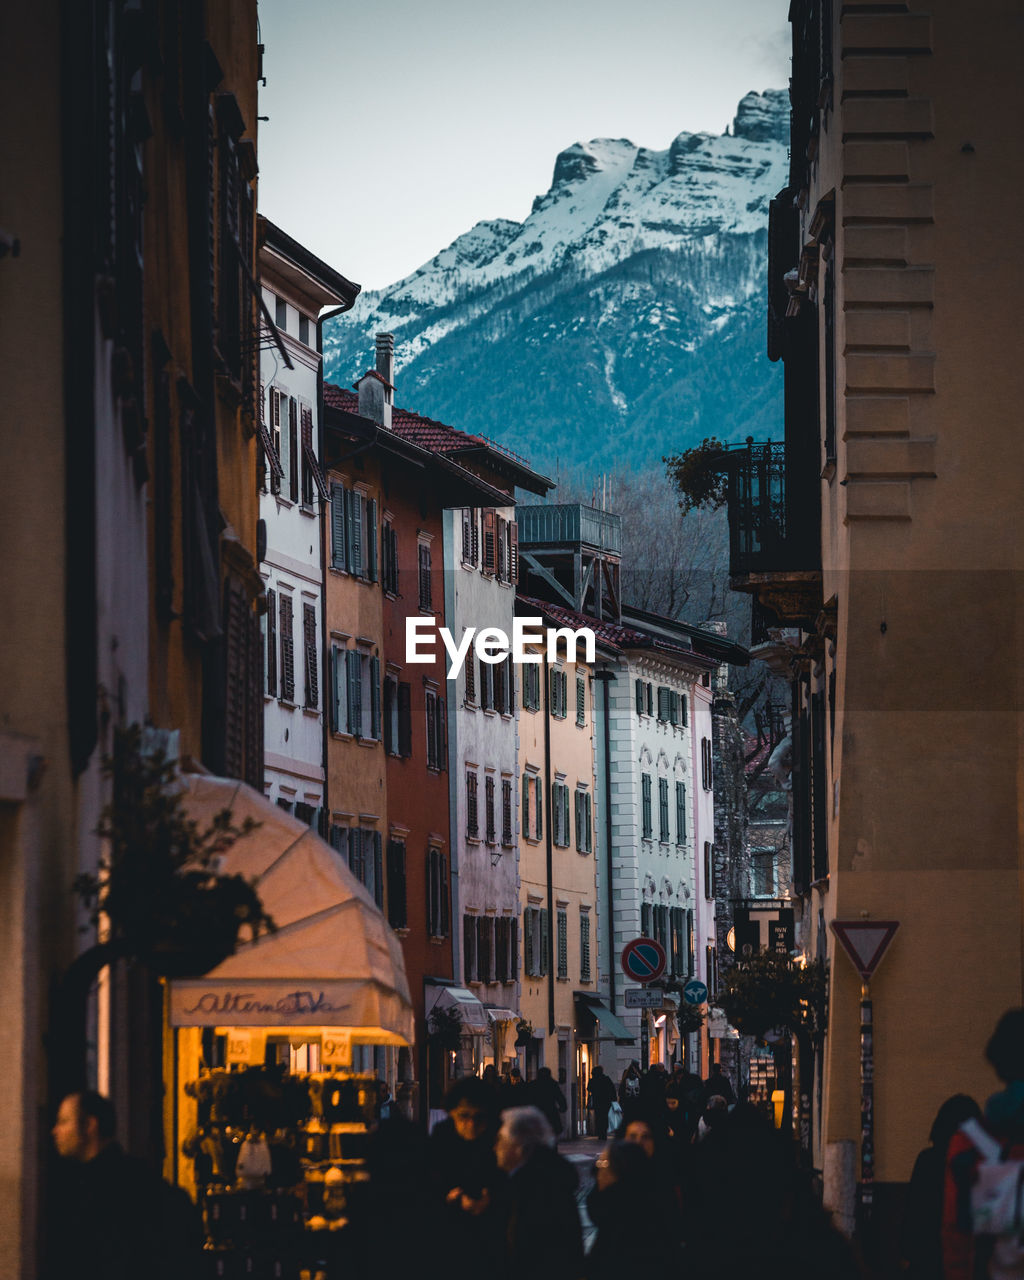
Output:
[427, 1004, 464, 1053]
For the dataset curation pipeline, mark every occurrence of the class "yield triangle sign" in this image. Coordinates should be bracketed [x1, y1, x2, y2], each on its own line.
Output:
[830, 920, 900, 980]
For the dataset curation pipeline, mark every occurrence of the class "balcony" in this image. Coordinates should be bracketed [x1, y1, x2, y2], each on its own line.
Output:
[516, 503, 621, 556]
[720, 439, 821, 632]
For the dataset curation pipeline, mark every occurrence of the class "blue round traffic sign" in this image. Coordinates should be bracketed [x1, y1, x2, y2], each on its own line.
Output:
[621, 936, 667, 983]
[683, 979, 709, 1005]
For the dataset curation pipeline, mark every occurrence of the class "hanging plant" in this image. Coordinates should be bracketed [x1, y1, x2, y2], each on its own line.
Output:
[427, 1005, 464, 1052]
[73, 724, 274, 978]
[514, 1017, 534, 1047]
[674, 1002, 705, 1035]
[663, 437, 730, 513]
[717, 951, 828, 1040]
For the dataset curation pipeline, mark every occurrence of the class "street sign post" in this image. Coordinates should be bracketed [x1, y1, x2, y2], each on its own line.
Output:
[621, 938, 667, 1071]
[625, 988, 664, 1010]
[682, 978, 708, 1006]
[830, 919, 900, 1226]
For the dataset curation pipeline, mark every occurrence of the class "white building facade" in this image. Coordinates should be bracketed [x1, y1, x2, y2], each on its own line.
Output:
[258, 221, 356, 824]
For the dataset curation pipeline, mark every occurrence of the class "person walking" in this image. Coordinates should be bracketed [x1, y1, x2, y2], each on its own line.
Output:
[900, 1094, 980, 1280]
[618, 1061, 641, 1107]
[587, 1066, 617, 1140]
[427, 1077, 505, 1260]
[586, 1140, 678, 1280]
[529, 1066, 568, 1141]
[702, 1061, 736, 1107]
[494, 1106, 583, 1280]
[943, 1008, 1024, 1280]
[50, 1090, 202, 1280]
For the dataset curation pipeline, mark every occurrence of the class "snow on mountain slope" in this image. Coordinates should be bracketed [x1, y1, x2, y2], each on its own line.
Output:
[323, 90, 789, 472]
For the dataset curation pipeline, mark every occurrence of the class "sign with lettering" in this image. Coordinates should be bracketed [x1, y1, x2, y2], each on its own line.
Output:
[320, 1030, 353, 1067]
[625, 987, 664, 1009]
[169, 983, 354, 1027]
[621, 937, 667, 984]
[225, 1029, 263, 1065]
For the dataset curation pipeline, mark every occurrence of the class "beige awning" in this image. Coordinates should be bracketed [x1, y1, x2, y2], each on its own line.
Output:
[168, 773, 413, 1045]
[425, 983, 489, 1035]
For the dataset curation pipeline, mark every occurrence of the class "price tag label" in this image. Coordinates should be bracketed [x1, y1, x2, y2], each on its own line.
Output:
[225, 1030, 261, 1065]
[321, 1030, 352, 1067]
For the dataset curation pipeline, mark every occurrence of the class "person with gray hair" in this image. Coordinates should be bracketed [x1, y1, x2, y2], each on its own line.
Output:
[494, 1105, 582, 1279]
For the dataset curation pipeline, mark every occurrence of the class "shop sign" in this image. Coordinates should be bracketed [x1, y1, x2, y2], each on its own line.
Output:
[625, 988, 664, 1009]
[169, 984, 354, 1027]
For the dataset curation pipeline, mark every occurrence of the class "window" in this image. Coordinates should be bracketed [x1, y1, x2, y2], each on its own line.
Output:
[641, 772, 652, 840]
[523, 772, 543, 841]
[275, 296, 287, 330]
[300, 405, 329, 509]
[466, 770, 479, 839]
[494, 655, 508, 715]
[658, 777, 670, 843]
[381, 520, 399, 595]
[654, 904, 670, 956]
[635, 678, 644, 715]
[580, 911, 592, 983]
[524, 905, 549, 977]
[751, 850, 775, 897]
[302, 602, 318, 710]
[640, 901, 653, 938]
[485, 775, 496, 844]
[264, 588, 277, 696]
[299, 313, 310, 346]
[465, 653, 476, 705]
[477, 916, 494, 983]
[501, 778, 514, 846]
[687, 909, 695, 975]
[386, 840, 407, 929]
[287, 397, 299, 503]
[482, 510, 497, 575]
[551, 780, 571, 847]
[706, 945, 719, 999]
[494, 917, 512, 983]
[646, 683, 653, 716]
[418, 542, 432, 610]
[279, 594, 295, 702]
[675, 781, 686, 845]
[670, 907, 686, 978]
[574, 787, 593, 854]
[425, 688, 446, 771]
[330, 483, 378, 581]
[550, 668, 568, 719]
[556, 909, 568, 979]
[576, 673, 586, 726]
[461, 509, 478, 565]
[332, 827, 383, 909]
[330, 646, 381, 740]
[427, 847, 449, 938]
[701, 737, 714, 791]
[464, 915, 477, 982]
[295, 802, 319, 830]
[704, 841, 715, 900]
[522, 662, 541, 712]
[479, 657, 494, 712]
[657, 686, 670, 722]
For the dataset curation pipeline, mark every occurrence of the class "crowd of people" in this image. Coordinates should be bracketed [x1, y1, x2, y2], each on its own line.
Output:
[45, 1006, 1024, 1280]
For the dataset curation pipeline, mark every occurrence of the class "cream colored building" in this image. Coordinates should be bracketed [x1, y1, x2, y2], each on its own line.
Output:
[516, 628, 600, 1134]
[731, 0, 1024, 1247]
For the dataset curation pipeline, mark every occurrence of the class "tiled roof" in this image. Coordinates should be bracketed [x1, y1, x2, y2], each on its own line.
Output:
[324, 383, 546, 483]
[516, 594, 702, 661]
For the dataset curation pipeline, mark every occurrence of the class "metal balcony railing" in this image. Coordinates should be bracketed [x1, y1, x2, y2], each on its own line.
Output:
[516, 503, 622, 555]
[722, 439, 820, 578]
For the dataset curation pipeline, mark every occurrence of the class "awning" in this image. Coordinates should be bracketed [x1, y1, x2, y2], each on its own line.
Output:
[425, 983, 489, 1035]
[575, 994, 635, 1045]
[485, 1006, 519, 1024]
[168, 773, 413, 1045]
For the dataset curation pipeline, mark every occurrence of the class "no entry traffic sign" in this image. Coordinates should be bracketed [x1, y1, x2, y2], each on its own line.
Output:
[621, 936, 667, 984]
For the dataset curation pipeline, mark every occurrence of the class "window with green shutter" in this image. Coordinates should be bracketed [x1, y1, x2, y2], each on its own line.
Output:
[386, 841, 406, 928]
[366, 498, 378, 582]
[659, 776, 670, 842]
[346, 649, 361, 735]
[580, 911, 591, 982]
[331, 484, 346, 569]
[635, 678, 644, 715]
[522, 772, 531, 837]
[641, 772, 652, 839]
[676, 781, 686, 844]
[557, 910, 568, 979]
[279, 594, 295, 702]
[576, 674, 586, 726]
[369, 656, 381, 740]
[641, 901, 652, 938]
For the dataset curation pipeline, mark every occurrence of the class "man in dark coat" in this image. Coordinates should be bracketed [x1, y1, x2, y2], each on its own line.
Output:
[50, 1090, 202, 1280]
[703, 1061, 736, 1106]
[587, 1066, 618, 1140]
[495, 1106, 583, 1280]
[529, 1066, 568, 1139]
[427, 1076, 505, 1261]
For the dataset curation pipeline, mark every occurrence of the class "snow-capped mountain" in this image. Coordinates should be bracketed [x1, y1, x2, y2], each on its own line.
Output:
[324, 90, 789, 474]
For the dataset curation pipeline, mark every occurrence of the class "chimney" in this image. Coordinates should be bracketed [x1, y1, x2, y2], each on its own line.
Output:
[356, 333, 394, 429]
[375, 332, 395, 401]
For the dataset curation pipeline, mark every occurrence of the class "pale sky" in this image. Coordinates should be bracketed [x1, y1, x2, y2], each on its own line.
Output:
[256, 0, 791, 291]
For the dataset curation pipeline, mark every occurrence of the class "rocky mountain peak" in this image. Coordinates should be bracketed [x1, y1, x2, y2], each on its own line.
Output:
[731, 89, 790, 144]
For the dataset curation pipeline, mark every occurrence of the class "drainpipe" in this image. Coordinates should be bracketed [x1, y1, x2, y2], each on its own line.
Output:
[595, 668, 617, 1015]
[315, 302, 355, 825]
[542, 662, 555, 1037]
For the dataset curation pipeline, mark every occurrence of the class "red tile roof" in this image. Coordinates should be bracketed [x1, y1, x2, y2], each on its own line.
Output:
[516, 594, 708, 663]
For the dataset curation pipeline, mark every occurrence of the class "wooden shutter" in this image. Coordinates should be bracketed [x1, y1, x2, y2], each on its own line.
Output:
[470, 514, 479, 565]
[576, 674, 586, 725]
[646, 683, 653, 716]
[270, 389, 282, 494]
[524, 908, 535, 976]
[676, 781, 686, 843]
[584, 793, 592, 852]
[370, 656, 381, 739]
[641, 773, 652, 838]
[502, 779, 512, 844]
[347, 649, 362, 735]
[279, 594, 295, 702]
[302, 603, 318, 709]
[351, 493, 364, 577]
[288, 397, 299, 502]
[300, 405, 328, 502]
[331, 484, 346, 568]
[669, 690, 679, 725]
[367, 498, 378, 582]
[440, 853, 449, 934]
[436, 698, 447, 770]
[383, 677, 394, 753]
[387, 841, 407, 929]
[496, 517, 506, 583]
[522, 773, 530, 837]
[418, 544, 431, 609]
[635, 678, 644, 714]
[574, 790, 582, 850]
[466, 771, 478, 836]
[397, 682, 412, 756]
[482, 509, 496, 574]
[465, 653, 476, 703]
[373, 831, 383, 908]
[425, 691, 437, 768]
[681, 694, 688, 726]
[330, 646, 343, 733]
[562, 785, 570, 847]
[659, 777, 669, 841]
[485, 775, 495, 842]
[641, 902, 652, 937]
[266, 588, 277, 696]
[509, 521, 518, 584]
[540, 908, 549, 976]
[686, 909, 694, 976]
[426, 849, 437, 936]
[580, 912, 591, 982]
[535, 776, 542, 840]
[462, 509, 472, 562]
